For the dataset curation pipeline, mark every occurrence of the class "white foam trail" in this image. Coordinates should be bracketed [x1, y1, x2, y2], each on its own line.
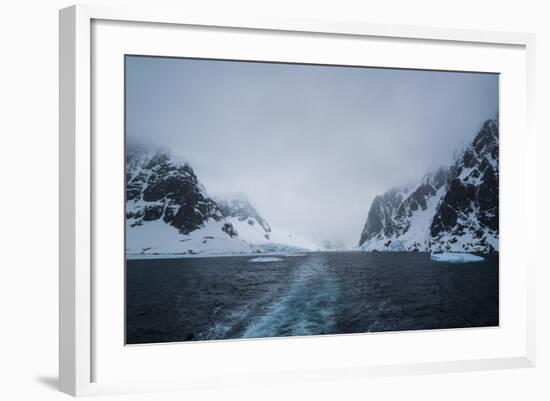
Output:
[242, 256, 338, 338]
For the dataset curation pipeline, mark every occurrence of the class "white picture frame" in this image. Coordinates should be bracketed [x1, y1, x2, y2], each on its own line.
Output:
[59, 4, 536, 397]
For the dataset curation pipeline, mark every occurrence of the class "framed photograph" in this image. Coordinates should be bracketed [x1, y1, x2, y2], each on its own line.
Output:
[60, 4, 536, 396]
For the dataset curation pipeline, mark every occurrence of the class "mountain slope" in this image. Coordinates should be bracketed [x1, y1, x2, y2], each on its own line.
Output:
[215, 195, 272, 242]
[430, 118, 499, 252]
[358, 117, 499, 253]
[359, 169, 448, 251]
[126, 147, 253, 255]
[358, 186, 410, 246]
[216, 194, 321, 252]
[126, 147, 225, 234]
[126, 146, 319, 256]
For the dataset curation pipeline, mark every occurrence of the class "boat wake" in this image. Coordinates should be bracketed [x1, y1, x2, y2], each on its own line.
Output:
[241, 256, 339, 338]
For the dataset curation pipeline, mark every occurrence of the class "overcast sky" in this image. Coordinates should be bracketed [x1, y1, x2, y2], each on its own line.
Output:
[126, 56, 498, 247]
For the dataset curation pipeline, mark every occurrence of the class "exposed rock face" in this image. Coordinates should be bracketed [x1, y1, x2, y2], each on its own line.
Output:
[358, 187, 411, 248]
[430, 119, 499, 252]
[126, 147, 225, 235]
[358, 117, 499, 253]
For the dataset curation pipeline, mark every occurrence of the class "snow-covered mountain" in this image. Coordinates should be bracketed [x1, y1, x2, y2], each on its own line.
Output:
[358, 186, 412, 249]
[359, 169, 447, 251]
[126, 146, 250, 256]
[126, 145, 224, 235]
[215, 194, 320, 252]
[126, 146, 319, 257]
[430, 118, 499, 252]
[214, 195, 272, 242]
[358, 117, 499, 253]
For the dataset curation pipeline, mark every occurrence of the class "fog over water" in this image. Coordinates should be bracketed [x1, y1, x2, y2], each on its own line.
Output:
[126, 56, 499, 247]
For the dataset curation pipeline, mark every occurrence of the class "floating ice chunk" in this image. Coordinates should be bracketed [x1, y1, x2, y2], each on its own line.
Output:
[249, 257, 283, 263]
[430, 252, 484, 263]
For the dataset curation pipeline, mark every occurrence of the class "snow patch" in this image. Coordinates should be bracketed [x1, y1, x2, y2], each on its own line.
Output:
[126, 219, 255, 256]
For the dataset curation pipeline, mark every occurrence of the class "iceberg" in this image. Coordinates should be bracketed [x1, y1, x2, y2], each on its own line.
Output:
[249, 257, 283, 263]
[430, 252, 484, 263]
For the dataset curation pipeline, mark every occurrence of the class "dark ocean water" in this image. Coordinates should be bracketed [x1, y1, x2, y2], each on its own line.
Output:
[126, 252, 499, 344]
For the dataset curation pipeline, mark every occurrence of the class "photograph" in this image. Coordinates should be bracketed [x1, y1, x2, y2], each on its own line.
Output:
[125, 55, 499, 345]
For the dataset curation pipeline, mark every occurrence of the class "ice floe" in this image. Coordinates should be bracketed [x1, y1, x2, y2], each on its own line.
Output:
[430, 252, 485, 263]
[248, 257, 283, 263]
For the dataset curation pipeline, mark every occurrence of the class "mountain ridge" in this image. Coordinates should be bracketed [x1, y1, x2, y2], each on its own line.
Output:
[358, 117, 499, 253]
[125, 147, 320, 256]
